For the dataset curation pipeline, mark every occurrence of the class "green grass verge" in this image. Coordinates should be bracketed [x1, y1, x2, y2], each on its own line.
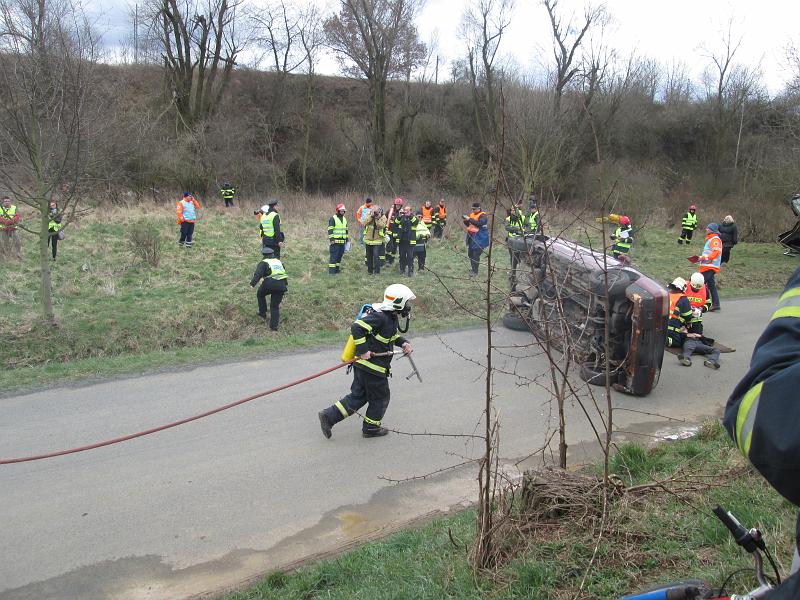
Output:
[226, 422, 798, 600]
[1, 205, 796, 390]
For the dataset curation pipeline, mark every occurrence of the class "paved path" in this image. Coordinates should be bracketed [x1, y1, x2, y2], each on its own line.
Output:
[0, 296, 775, 600]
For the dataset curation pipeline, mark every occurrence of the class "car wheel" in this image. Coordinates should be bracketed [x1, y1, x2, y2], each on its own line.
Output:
[579, 362, 617, 387]
[502, 311, 531, 332]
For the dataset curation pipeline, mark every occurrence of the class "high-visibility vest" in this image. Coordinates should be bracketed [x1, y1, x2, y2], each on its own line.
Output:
[263, 258, 287, 280]
[421, 205, 434, 224]
[0, 204, 17, 229]
[329, 215, 347, 241]
[699, 234, 722, 273]
[682, 211, 698, 230]
[467, 211, 485, 234]
[685, 284, 710, 321]
[506, 215, 524, 237]
[415, 221, 430, 243]
[220, 186, 235, 200]
[435, 205, 446, 220]
[613, 226, 632, 252]
[260, 211, 277, 238]
[527, 211, 539, 233]
[178, 199, 197, 221]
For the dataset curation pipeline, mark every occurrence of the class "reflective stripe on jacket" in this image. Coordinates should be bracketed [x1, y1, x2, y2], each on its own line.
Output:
[685, 284, 711, 321]
[351, 309, 409, 378]
[177, 198, 198, 222]
[421, 206, 434, 224]
[723, 267, 800, 505]
[699, 233, 722, 273]
[328, 215, 348, 242]
[612, 226, 633, 251]
[681, 211, 698, 230]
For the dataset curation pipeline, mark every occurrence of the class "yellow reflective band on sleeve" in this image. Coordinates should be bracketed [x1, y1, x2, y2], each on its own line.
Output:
[352, 336, 367, 344]
[374, 334, 391, 343]
[770, 289, 800, 320]
[778, 287, 800, 302]
[735, 381, 763, 456]
[354, 319, 373, 332]
[771, 306, 800, 321]
[355, 359, 387, 374]
[335, 401, 349, 418]
[363, 415, 381, 426]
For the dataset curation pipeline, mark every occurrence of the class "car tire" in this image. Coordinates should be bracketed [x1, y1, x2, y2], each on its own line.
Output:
[502, 311, 531, 332]
[580, 362, 617, 387]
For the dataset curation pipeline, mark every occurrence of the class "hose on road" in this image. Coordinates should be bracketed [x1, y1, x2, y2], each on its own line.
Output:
[1, 359, 354, 465]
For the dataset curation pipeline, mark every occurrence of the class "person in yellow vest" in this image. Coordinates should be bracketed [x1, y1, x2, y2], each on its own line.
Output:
[257, 199, 283, 257]
[219, 182, 235, 207]
[47, 200, 63, 260]
[250, 246, 288, 331]
[363, 204, 387, 275]
[678, 204, 698, 244]
[0, 196, 21, 259]
[432, 199, 447, 238]
[413, 210, 431, 271]
[176, 192, 200, 247]
[328, 203, 348, 274]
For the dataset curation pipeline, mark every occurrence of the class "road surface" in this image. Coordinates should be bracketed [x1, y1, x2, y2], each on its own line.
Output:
[0, 296, 776, 600]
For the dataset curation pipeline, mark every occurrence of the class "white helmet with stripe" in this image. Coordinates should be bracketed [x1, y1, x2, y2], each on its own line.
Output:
[379, 283, 416, 312]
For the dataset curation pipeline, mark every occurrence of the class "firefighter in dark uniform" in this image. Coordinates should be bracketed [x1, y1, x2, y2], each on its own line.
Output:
[678, 204, 698, 244]
[318, 284, 415, 439]
[505, 205, 525, 285]
[220, 182, 236, 207]
[611, 215, 633, 259]
[666, 277, 720, 368]
[328, 203, 348, 274]
[723, 267, 800, 599]
[249, 246, 287, 331]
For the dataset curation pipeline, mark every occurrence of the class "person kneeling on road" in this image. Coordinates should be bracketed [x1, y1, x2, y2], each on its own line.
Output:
[666, 277, 720, 369]
[318, 284, 415, 439]
[250, 245, 288, 331]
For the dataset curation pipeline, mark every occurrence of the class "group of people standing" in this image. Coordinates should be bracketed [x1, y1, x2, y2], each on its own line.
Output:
[0, 196, 64, 261]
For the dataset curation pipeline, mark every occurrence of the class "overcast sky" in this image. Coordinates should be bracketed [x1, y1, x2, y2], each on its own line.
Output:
[87, 0, 799, 94]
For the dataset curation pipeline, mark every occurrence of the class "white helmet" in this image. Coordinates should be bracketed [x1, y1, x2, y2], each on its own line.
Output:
[260, 204, 269, 213]
[379, 283, 416, 312]
[690, 272, 704, 290]
[671, 277, 687, 291]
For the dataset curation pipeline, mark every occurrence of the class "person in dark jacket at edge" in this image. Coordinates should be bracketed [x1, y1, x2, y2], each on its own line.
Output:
[723, 267, 800, 599]
[249, 245, 288, 331]
[318, 283, 415, 439]
[719, 214, 738, 264]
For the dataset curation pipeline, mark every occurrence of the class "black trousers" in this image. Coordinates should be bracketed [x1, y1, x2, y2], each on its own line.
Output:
[323, 367, 390, 433]
[179, 221, 195, 246]
[721, 246, 732, 264]
[679, 228, 694, 243]
[468, 245, 482, 274]
[397, 241, 414, 275]
[366, 243, 383, 274]
[414, 247, 426, 270]
[256, 279, 287, 330]
[384, 238, 396, 265]
[329, 242, 346, 273]
[702, 269, 720, 308]
[432, 221, 445, 238]
[223, 197, 234, 207]
[47, 233, 58, 259]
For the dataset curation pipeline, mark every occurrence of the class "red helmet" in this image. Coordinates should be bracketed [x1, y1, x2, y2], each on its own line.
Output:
[689, 204, 697, 211]
[619, 216, 631, 226]
[394, 197, 404, 206]
[336, 203, 346, 212]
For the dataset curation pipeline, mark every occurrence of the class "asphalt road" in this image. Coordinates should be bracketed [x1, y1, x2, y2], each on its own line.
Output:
[0, 295, 777, 600]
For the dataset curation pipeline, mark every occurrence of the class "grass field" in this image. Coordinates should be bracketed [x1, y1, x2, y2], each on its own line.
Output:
[225, 422, 798, 600]
[1, 199, 796, 390]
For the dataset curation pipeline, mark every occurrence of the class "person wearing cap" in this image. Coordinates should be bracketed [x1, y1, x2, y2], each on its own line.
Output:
[699, 223, 723, 311]
[432, 199, 447, 238]
[219, 181, 236, 207]
[250, 245, 288, 331]
[258, 199, 283, 258]
[678, 204, 699, 244]
[355, 197, 373, 247]
[0, 196, 21, 259]
[524, 195, 542, 235]
[176, 192, 200, 247]
[610, 215, 633, 259]
[328, 203, 348, 274]
[463, 201, 488, 277]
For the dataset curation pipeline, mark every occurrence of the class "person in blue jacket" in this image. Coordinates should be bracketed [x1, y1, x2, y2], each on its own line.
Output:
[723, 266, 800, 598]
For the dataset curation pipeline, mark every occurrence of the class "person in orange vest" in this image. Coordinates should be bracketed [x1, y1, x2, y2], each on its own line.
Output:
[432, 199, 447, 238]
[666, 277, 720, 369]
[463, 201, 488, 277]
[420, 200, 434, 228]
[698, 223, 723, 311]
[176, 192, 200, 247]
[684, 272, 712, 335]
[355, 196, 373, 247]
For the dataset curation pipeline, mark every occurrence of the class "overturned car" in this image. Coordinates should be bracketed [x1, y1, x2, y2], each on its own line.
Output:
[504, 235, 668, 396]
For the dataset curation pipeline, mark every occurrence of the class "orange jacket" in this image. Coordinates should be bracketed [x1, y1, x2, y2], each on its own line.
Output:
[699, 233, 722, 273]
[176, 196, 200, 223]
[466, 210, 485, 234]
[421, 205, 434, 224]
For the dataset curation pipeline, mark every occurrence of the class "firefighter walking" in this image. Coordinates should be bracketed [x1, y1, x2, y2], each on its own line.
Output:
[318, 284, 415, 439]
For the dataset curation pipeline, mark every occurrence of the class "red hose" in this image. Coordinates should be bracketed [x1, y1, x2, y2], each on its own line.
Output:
[1, 360, 352, 465]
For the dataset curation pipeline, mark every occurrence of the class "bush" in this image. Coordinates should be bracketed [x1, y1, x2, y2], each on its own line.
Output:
[445, 147, 482, 195]
[126, 219, 164, 267]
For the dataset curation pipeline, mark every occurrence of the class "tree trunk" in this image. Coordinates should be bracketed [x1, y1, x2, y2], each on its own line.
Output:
[39, 196, 54, 322]
[371, 79, 387, 169]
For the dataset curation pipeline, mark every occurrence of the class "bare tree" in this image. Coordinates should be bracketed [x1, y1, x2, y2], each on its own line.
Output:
[298, 4, 324, 191]
[460, 0, 512, 149]
[147, 0, 243, 130]
[0, 0, 98, 321]
[324, 0, 426, 176]
[542, 0, 606, 113]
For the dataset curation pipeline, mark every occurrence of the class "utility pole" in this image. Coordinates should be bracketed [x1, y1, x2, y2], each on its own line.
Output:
[434, 55, 439, 85]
